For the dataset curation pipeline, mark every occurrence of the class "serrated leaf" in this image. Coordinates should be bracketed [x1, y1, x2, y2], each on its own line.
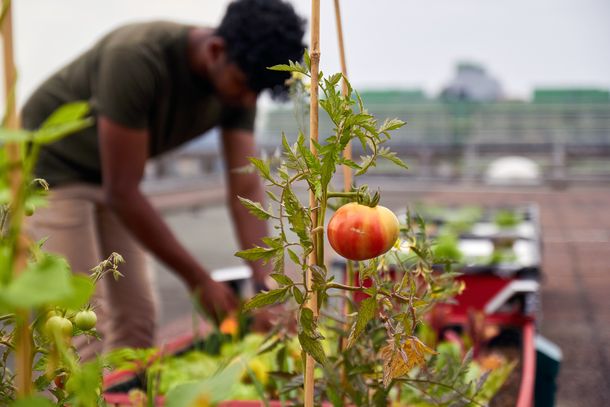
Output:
[340, 157, 362, 170]
[347, 297, 377, 348]
[243, 287, 289, 311]
[356, 154, 376, 176]
[238, 196, 273, 220]
[380, 337, 436, 387]
[310, 265, 327, 290]
[303, 49, 311, 70]
[267, 64, 294, 72]
[379, 147, 409, 170]
[270, 273, 293, 287]
[268, 60, 307, 74]
[265, 190, 280, 203]
[298, 332, 327, 366]
[248, 157, 272, 181]
[235, 246, 278, 262]
[292, 286, 304, 304]
[287, 248, 301, 266]
[0, 255, 73, 308]
[379, 118, 406, 133]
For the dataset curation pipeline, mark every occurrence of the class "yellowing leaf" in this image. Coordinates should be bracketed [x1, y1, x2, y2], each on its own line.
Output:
[189, 394, 211, 407]
[380, 337, 436, 388]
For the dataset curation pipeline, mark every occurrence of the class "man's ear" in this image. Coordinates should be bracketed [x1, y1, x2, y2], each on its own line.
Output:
[205, 36, 227, 65]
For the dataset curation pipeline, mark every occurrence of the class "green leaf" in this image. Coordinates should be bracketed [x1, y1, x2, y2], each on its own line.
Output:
[56, 274, 95, 310]
[65, 359, 103, 407]
[235, 246, 278, 262]
[243, 287, 289, 311]
[248, 157, 272, 181]
[238, 196, 273, 220]
[298, 332, 327, 366]
[165, 361, 243, 407]
[347, 297, 377, 348]
[10, 396, 54, 407]
[33, 118, 94, 145]
[270, 273, 293, 287]
[303, 49, 311, 70]
[0, 255, 73, 309]
[287, 248, 301, 266]
[379, 147, 409, 170]
[310, 265, 327, 290]
[40, 101, 90, 128]
[292, 286, 304, 305]
[298, 310, 327, 365]
[379, 118, 406, 133]
[267, 60, 308, 74]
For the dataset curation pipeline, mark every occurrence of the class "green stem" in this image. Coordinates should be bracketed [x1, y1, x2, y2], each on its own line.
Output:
[326, 282, 364, 292]
[326, 191, 359, 199]
[395, 378, 485, 407]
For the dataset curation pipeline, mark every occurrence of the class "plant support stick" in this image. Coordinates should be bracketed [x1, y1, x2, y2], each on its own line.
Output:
[305, 0, 321, 405]
[1, 0, 33, 397]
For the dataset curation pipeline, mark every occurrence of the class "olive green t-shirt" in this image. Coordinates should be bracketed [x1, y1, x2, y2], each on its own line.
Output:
[22, 21, 256, 186]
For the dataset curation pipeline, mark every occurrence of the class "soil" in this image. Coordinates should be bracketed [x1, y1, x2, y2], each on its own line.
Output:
[485, 328, 523, 407]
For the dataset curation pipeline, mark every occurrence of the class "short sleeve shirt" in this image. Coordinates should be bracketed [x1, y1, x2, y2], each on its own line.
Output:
[21, 21, 256, 186]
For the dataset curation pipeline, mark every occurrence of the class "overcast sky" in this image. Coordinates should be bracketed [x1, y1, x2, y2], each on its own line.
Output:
[6, 0, 610, 109]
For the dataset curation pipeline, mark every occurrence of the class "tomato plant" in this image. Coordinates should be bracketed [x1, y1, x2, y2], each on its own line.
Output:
[327, 202, 399, 261]
[0, 98, 126, 406]
[215, 54, 512, 406]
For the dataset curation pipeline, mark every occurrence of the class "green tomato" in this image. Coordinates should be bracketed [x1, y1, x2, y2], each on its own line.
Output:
[46, 316, 73, 339]
[74, 310, 97, 330]
[24, 202, 35, 217]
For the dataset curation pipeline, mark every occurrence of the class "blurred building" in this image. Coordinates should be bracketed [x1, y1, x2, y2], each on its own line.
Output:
[440, 62, 503, 102]
[255, 68, 610, 183]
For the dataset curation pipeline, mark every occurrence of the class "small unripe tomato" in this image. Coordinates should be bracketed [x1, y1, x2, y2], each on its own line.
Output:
[24, 202, 35, 217]
[327, 202, 399, 261]
[46, 316, 73, 340]
[74, 310, 97, 331]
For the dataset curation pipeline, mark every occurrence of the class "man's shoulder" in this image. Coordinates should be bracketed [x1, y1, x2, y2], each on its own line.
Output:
[100, 21, 190, 51]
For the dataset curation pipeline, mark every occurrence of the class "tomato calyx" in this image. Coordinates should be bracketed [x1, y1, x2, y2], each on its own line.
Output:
[327, 185, 380, 208]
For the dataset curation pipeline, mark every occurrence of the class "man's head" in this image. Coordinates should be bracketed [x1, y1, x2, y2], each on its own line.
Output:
[197, 0, 305, 105]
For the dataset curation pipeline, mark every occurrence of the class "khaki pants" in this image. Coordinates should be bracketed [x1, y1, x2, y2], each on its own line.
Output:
[27, 184, 158, 360]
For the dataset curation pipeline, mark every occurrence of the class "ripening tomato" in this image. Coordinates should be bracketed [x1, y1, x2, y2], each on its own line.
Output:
[219, 316, 239, 336]
[327, 202, 399, 261]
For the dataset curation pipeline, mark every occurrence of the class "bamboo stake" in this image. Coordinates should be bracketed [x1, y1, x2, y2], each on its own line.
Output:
[334, 0, 353, 192]
[1, 0, 33, 397]
[305, 0, 321, 405]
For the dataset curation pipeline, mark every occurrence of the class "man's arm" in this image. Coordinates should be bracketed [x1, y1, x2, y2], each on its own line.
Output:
[221, 129, 272, 288]
[99, 116, 237, 320]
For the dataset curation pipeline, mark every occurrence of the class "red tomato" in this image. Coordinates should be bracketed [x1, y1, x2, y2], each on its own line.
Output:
[327, 202, 399, 261]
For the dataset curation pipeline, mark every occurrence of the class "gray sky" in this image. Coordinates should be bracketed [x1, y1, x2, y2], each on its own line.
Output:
[6, 0, 610, 109]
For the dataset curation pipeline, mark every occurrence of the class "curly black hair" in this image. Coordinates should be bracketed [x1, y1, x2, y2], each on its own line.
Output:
[216, 0, 306, 99]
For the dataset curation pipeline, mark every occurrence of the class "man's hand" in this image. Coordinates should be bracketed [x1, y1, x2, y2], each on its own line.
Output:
[190, 275, 239, 323]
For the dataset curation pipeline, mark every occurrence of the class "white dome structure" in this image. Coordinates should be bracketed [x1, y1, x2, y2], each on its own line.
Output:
[485, 156, 542, 185]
